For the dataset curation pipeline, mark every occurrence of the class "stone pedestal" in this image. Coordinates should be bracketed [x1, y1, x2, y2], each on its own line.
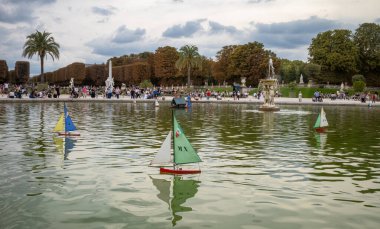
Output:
[258, 79, 280, 111]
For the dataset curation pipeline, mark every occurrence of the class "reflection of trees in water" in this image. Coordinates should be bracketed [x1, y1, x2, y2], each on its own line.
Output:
[151, 176, 200, 226]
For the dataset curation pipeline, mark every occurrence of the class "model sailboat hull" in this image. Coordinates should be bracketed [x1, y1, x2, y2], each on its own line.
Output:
[58, 132, 81, 136]
[160, 167, 201, 174]
[314, 127, 327, 133]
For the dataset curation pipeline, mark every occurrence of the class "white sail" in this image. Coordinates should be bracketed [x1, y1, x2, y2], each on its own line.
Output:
[151, 131, 172, 165]
[320, 107, 329, 127]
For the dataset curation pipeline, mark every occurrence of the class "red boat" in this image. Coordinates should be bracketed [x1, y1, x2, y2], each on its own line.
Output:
[160, 167, 201, 175]
[315, 127, 327, 133]
[58, 132, 81, 136]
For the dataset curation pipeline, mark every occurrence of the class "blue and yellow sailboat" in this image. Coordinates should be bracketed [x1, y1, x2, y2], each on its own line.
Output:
[53, 103, 80, 136]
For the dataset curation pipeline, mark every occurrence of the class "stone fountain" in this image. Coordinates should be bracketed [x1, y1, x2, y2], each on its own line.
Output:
[258, 56, 280, 111]
[105, 60, 114, 97]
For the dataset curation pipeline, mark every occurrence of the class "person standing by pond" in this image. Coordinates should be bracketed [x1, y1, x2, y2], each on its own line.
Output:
[55, 85, 60, 98]
[82, 86, 87, 98]
[298, 91, 302, 102]
[371, 92, 377, 103]
[115, 86, 120, 99]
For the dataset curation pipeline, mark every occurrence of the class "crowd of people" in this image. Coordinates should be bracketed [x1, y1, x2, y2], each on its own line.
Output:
[1, 82, 378, 104]
[312, 90, 378, 103]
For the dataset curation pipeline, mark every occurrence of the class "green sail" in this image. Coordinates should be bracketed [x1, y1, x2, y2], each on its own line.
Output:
[313, 113, 321, 128]
[171, 176, 200, 226]
[173, 115, 202, 165]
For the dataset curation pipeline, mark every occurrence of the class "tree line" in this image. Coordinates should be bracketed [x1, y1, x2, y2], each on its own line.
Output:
[282, 23, 380, 86]
[23, 22, 379, 87]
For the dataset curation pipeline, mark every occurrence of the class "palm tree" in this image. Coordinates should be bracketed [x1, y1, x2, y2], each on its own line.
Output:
[22, 30, 60, 83]
[175, 45, 202, 87]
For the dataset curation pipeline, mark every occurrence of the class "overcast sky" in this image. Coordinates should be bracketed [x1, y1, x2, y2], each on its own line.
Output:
[1, 0, 379, 75]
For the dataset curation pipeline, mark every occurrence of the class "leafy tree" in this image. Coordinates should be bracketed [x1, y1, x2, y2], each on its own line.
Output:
[22, 30, 60, 83]
[192, 56, 213, 85]
[213, 45, 237, 84]
[229, 42, 280, 86]
[175, 45, 202, 87]
[303, 63, 321, 81]
[154, 46, 179, 84]
[354, 23, 380, 73]
[279, 59, 305, 83]
[308, 29, 358, 82]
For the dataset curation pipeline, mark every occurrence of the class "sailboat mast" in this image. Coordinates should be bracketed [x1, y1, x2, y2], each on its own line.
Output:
[64, 103, 66, 134]
[172, 110, 175, 170]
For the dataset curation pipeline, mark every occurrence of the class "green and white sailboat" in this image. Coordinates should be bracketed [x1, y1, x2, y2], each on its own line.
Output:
[150, 111, 202, 174]
[314, 107, 328, 132]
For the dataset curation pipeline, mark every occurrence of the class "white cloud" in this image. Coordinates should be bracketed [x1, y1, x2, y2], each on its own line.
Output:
[0, 0, 379, 75]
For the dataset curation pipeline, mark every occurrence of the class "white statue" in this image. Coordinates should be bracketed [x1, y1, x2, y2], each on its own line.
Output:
[264, 85, 270, 105]
[69, 78, 74, 90]
[299, 74, 304, 84]
[268, 56, 275, 79]
[269, 86, 275, 105]
[241, 77, 246, 87]
[105, 60, 114, 94]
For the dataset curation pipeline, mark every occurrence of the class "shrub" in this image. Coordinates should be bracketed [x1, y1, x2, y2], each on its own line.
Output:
[352, 74, 365, 83]
[353, 80, 366, 92]
[288, 82, 297, 91]
[139, 80, 153, 89]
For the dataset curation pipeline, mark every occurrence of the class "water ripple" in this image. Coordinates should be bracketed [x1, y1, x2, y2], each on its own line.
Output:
[0, 103, 380, 228]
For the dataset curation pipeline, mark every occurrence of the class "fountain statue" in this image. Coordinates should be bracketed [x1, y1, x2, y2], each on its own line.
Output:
[69, 78, 74, 90]
[299, 74, 304, 84]
[258, 56, 280, 111]
[241, 77, 246, 87]
[105, 60, 114, 96]
[340, 82, 344, 92]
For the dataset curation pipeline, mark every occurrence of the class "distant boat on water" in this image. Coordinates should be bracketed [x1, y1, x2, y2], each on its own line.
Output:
[171, 97, 187, 108]
[314, 107, 328, 133]
[150, 111, 202, 174]
[53, 103, 80, 136]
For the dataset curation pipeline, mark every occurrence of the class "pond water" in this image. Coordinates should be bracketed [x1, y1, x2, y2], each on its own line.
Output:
[0, 102, 379, 229]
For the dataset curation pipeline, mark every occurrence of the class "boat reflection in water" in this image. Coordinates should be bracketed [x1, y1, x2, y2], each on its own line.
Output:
[314, 132, 327, 150]
[53, 136, 77, 160]
[150, 175, 200, 226]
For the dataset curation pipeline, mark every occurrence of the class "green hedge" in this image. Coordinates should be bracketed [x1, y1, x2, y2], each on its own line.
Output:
[248, 87, 378, 98]
[280, 87, 339, 98]
[200, 86, 379, 98]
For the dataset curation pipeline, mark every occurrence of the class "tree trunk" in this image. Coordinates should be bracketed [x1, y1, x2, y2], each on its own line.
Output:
[40, 55, 44, 83]
[187, 65, 191, 87]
